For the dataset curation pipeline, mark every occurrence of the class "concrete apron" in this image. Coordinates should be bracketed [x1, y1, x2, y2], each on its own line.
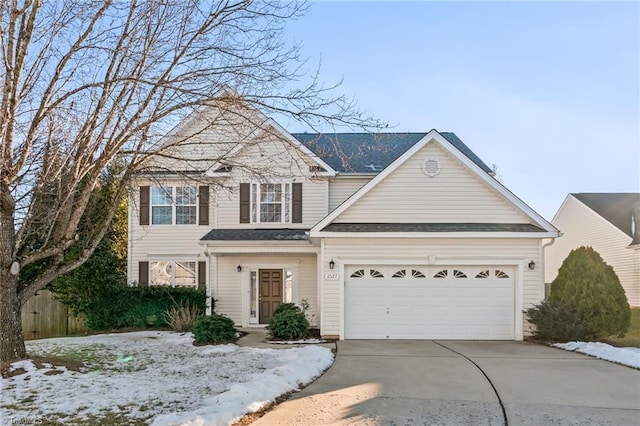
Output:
[251, 340, 640, 426]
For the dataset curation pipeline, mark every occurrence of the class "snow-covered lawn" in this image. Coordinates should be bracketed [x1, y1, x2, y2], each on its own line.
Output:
[553, 341, 640, 369]
[1, 331, 334, 425]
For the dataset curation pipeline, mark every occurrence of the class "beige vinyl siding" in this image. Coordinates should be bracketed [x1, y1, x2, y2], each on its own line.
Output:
[335, 142, 529, 224]
[216, 178, 328, 229]
[128, 181, 214, 283]
[321, 238, 542, 337]
[545, 195, 640, 307]
[328, 177, 372, 212]
[215, 254, 318, 325]
[144, 105, 272, 172]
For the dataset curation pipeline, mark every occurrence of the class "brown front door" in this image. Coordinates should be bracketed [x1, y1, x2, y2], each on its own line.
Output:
[259, 269, 283, 324]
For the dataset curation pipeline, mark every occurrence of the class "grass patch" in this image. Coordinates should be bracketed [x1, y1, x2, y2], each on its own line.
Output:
[604, 308, 640, 348]
[31, 344, 111, 371]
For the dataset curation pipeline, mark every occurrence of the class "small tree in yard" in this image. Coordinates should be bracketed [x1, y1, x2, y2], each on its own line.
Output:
[527, 246, 631, 341]
[0, 0, 383, 362]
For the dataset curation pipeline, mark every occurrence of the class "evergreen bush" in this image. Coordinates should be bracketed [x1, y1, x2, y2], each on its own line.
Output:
[192, 314, 237, 344]
[527, 246, 631, 341]
[267, 303, 309, 340]
[54, 280, 207, 330]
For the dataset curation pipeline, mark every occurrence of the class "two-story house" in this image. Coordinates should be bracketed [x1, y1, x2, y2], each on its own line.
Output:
[128, 103, 558, 340]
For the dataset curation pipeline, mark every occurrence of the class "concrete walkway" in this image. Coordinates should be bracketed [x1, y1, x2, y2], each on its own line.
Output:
[251, 340, 640, 426]
[235, 327, 336, 351]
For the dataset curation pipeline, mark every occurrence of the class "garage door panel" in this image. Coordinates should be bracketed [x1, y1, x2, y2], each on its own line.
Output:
[345, 265, 515, 340]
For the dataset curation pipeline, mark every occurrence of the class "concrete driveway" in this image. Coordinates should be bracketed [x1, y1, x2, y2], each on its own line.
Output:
[252, 340, 640, 425]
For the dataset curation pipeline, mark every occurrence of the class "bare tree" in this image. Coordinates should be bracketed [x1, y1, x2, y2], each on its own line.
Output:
[0, 0, 382, 362]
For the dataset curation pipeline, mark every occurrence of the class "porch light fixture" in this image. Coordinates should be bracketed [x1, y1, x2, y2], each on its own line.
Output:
[329, 259, 335, 270]
[528, 260, 536, 270]
[237, 265, 242, 272]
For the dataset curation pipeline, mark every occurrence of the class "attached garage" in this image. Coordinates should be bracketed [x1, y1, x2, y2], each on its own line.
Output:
[344, 265, 516, 340]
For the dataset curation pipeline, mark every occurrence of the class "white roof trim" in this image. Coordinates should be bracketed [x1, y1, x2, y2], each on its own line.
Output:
[311, 130, 558, 235]
[308, 231, 558, 239]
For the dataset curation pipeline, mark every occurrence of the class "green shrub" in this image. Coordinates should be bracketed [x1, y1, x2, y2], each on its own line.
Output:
[272, 303, 299, 316]
[58, 281, 208, 330]
[165, 302, 203, 332]
[528, 246, 631, 341]
[192, 314, 237, 344]
[267, 304, 309, 340]
[525, 300, 586, 341]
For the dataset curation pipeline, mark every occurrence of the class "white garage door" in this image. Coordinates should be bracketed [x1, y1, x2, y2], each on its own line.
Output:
[345, 265, 515, 340]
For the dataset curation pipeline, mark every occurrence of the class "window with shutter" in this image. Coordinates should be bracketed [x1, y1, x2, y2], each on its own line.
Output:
[239, 183, 250, 223]
[139, 261, 149, 286]
[199, 186, 209, 225]
[139, 187, 150, 225]
[292, 182, 302, 223]
[198, 261, 207, 290]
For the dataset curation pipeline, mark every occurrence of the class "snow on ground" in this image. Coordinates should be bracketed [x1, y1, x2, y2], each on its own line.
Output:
[553, 341, 640, 369]
[1, 331, 334, 425]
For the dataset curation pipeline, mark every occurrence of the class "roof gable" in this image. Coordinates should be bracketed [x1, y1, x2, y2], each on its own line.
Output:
[572, 193, 640, 238]
[292, 132, 493, 174]
[311, 130, 557, 235]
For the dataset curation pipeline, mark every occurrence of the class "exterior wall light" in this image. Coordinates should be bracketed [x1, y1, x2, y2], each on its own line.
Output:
[237, 265, 242, 272]
[329, 259, 335, 270]
[528, 260, 536, 270]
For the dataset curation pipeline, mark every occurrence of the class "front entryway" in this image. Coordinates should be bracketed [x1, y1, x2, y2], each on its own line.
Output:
[259, 269, 283, 324]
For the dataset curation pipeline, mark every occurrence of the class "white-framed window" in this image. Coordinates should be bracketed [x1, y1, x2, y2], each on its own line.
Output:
[150, 261, 197, 287]
[151, 186, 197, 225]
[250, 183, 291, 223]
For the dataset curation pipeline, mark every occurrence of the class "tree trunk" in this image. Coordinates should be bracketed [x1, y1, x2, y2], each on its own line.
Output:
[1, 183, 26, 362]
[0, 272, 26, 362]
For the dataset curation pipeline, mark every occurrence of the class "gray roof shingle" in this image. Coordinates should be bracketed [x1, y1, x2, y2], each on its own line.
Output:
[572, 193, 640, 239]
[292, 132, 493, 174]
[200, 229, 308, 241]
[322, 223, 546, 233]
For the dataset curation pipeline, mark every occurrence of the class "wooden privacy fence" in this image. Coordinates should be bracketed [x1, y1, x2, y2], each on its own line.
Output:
[21, 290, 86, 340]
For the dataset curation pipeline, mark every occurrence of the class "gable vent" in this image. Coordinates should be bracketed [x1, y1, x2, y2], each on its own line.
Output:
[422, 158, 441, 177]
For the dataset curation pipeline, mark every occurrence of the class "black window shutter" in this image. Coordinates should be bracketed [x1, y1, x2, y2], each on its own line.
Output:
[139, 261, 149, 286]
[140, 186, 150, 225]
[199, 186, 209, 225]
[292, 182, 302, 223]
[198, 261, 207, 291]
[239, 183, 250, 223]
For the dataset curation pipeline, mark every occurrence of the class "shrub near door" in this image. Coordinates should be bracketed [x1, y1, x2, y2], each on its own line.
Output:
[267, 303, 309, 340]
[192, 314, 237, 344]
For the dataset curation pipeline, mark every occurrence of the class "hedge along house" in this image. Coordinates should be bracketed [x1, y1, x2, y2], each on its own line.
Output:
[128, 102, 559, 340]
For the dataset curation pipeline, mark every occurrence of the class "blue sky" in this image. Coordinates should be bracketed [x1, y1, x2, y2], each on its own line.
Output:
[283, 1, 639, 220]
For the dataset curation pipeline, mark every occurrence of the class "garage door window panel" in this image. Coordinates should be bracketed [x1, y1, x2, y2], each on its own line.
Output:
[475, 270, 490, 278]
[433, 270, 448, 278]
[370, 269, 384, 278]
[392, 269, 406, 278]
[350, 269, 365, 278]
[495, 270, 510, 278]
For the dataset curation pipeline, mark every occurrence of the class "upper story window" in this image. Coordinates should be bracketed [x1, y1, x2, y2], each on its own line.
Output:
[139, 185, 208, 226]
[151, 186, 197, 225]
[251, 183, 291, 223]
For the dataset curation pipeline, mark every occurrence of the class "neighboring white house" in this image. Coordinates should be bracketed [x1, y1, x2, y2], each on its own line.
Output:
[545, 193, 640, 307]
[127, 103, 559, 340]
